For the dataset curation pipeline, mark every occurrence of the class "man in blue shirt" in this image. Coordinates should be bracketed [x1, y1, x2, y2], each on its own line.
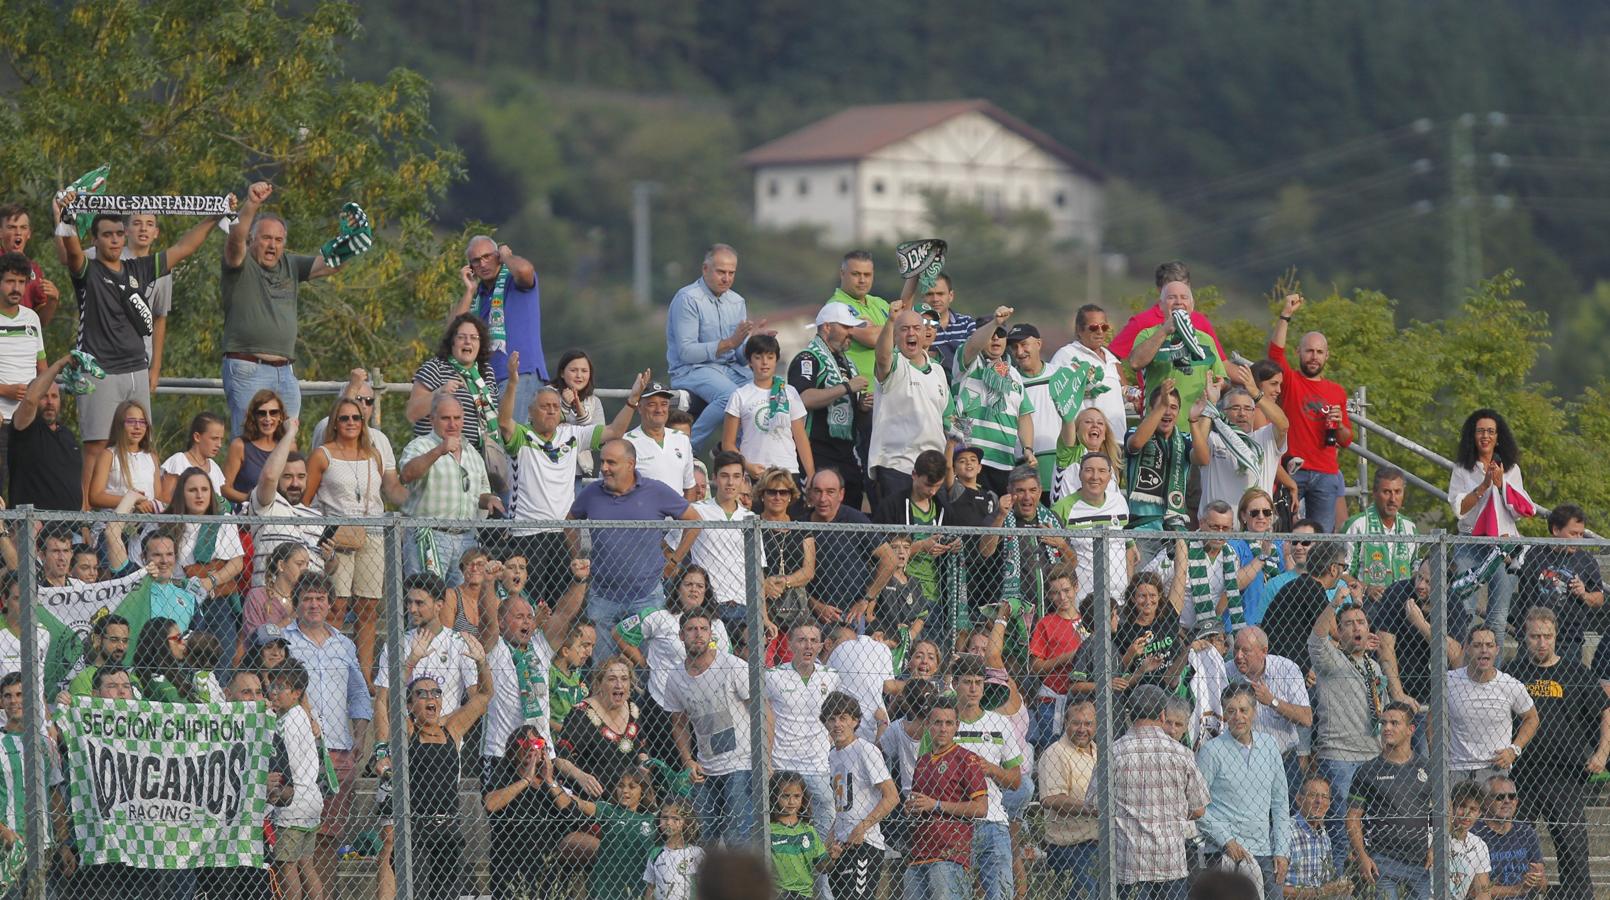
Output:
[1196, 682, 1291, 899]
[666, 243, 765, 450]
[568, 439, 702, 661]
[454, 235, 546, 421]
[1473, 775, 1545, 898]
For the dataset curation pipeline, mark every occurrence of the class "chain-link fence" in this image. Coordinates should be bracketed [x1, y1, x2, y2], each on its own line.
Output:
[1, 505, 1606, 900]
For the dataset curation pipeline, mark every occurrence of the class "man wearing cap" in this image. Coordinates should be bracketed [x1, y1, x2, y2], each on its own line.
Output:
[789, 302, 874, 508]
[1052, 304, 1130, 445]
[1008, 322, 1103, 496]
[667, 243, 767, 450]
[623, 380, 700, 499]
[951, 307, 1033, 496]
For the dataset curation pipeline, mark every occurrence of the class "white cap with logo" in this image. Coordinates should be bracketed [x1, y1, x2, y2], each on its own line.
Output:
[813, 301, 868, 328]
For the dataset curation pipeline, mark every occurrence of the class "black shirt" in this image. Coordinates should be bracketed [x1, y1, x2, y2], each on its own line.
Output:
[1350, 753, 1431, 864]
[1515, 547, 1604, 645]
[944, 482, 1003, 603]
[1113, 608, 1185, 687]
[5, 416, 81, 510]
[1263, 574, 1333, 664]
[790, 503, 885, 611]
[871, 576, 929, 634]
[786, 349, 860, 450]
[70, 254, 165, 374]
[1505, 655, 1607, 771]
[1371, 578, 1470, 704]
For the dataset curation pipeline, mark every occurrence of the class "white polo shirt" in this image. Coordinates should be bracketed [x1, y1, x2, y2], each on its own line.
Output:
[625, 427, 696, 494]
[763, 663, 839, 774]
[483, 633, 555, 757]
[375, 626, 480, 717]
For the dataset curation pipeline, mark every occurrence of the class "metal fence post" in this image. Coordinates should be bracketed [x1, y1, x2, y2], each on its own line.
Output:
[1354, 385, 1369, 504]
[1092, 532, 1116, 900]
[1428, 533, 1450, 899]
[745, 518, 770, 852]
[16, 506, 44, 900]
[385, 516, 412, 900]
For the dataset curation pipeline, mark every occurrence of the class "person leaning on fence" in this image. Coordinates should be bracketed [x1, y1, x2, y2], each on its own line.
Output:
[1471, 774, 1546, 900]
[1346, 701, 1430, 900]
[1446, 624, 1538, 784]
[1504, 605, 1608, 900]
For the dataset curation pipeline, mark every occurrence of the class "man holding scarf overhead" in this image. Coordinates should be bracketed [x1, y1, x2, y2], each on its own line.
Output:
[454, 234, 547, 421]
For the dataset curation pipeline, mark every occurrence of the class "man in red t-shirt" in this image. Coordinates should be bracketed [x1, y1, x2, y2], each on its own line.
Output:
[1267, 293, 1353, 532]
[0, 203, 59, 325]
[904, 699, 988, 900]
[1109, 260, 1226, 371]
[1028, 568, 1083, 751]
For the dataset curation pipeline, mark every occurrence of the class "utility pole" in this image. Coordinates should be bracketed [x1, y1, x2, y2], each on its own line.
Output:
[1446, 113, 1482, 307]
[632, 181, 659, 309]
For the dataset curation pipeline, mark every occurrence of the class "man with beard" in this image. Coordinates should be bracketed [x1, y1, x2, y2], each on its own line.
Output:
[5, 353, 82, 510]
[1343, 468, 1418, 602]
[1268, 293, 1353, 532]
[0, 255, 45, 451]
[0, 203, 59, 324]
[789, 302, 873, 508]
[453, 235, 546, 418]
[251, 418, 333, 586]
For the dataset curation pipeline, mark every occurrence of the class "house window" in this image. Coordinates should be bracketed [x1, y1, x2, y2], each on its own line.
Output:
[1054, 191, 1067, 208]
[797, 178, 809, 196]
[767, 179, 779, 197]
[872, 179, 886, 194]
[839, 177, 850, 194]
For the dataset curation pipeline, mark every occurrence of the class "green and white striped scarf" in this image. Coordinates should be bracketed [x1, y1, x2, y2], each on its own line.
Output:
[799, 334, 857, 440]
[1187, 542, 1243, 631]
[1201, 403, 1262, 473]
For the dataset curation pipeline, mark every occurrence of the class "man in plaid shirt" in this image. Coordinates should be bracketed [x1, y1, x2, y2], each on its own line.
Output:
[1286, 774, 1353, 898]
[1085, 684, 1209, 899]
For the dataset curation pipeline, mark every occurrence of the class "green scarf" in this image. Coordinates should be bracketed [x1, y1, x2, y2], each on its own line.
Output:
[1000, 505, 1063, 624]
[975, 356, 1019, 413]
[57, 164, 109, 239]
[509, 639, 546, 725]
[1201, 403, 1263, 472]
[449, 356, 499, 444]
[318, 202, 374, 269]
[1125, 427, 1190, 529]
[1046, 360, 1108, 420]
[481, 265, 511, 355]
[765, 375, 789, 418]
[1171, 308, 1206, 360]
[1188, 542, 1242, 631]
[800, 334, 857, 440]
[1353, 505, 1416, 587]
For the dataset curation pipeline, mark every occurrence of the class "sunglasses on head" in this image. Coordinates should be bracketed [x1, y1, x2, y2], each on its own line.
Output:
[353, 396, 375, 406]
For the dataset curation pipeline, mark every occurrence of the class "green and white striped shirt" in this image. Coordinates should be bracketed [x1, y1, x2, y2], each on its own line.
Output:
[950, 356, 1034, 470]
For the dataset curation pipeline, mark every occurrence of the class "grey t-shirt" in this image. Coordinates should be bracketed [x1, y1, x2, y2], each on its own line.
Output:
[220, 252, 315, 359]
[1308, 630, 1385, 761]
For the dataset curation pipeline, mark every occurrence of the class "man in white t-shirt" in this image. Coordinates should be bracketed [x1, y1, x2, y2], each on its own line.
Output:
[663, 609, 756, 847]
[722, 333, 811, 477]
[950, 653, 1025, 900]
[824, 624, 891, 744]
[251, 420, 332, 587]
[0, 575, 48, 707]
[689, 450, 767, 638]
[1051, 451, 1132, 604]
[1448, 782, 1493, 900]
[372, 573, 485, 765]
[868, 294, 950, 505]
[822, 690, 898, 900]
[1190, 364, 1288, 519]
[624, 382, 699, 499]
[764, 622, 840, 836]
[479, 557, 591, 783]
[1050, 303, 1128, 446]
[1447, 625, 1539, 780]
[0, 254, 45, 426]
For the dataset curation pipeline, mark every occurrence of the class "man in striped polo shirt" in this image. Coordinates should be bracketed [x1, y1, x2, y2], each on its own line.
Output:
[0, 672, 70, 883]
[921, 274, 978, 379]
[950, 306, 1032, 496]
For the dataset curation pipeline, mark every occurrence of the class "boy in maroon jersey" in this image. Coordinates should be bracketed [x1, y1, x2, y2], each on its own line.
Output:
[903, 698, 987, 900]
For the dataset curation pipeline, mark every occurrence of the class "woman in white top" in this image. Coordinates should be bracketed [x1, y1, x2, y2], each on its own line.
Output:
[160, 411, 228, 499]
[1447, 408, 1528, 640]
[303, 400, 403, 690]
[88, 399, 162, 512]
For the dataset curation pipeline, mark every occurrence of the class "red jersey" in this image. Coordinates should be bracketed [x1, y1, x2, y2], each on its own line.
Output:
[1028, 613, 1082, 696]
[1267, 343, 1351, 474]
[909, 744, 986, 867]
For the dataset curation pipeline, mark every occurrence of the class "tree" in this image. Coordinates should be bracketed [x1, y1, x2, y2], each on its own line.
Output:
[0, 0, 465, 447]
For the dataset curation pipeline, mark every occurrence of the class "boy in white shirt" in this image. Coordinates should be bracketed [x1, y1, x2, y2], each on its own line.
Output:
[822, 691, 899, 900]
[722, 333, 813, 478]
[268, 660, 326, 900]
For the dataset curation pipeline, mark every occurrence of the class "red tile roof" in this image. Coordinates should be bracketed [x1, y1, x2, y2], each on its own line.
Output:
[740, 99, 1104, 180]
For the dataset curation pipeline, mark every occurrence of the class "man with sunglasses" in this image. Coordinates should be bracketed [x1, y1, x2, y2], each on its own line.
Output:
[1472, 775, 1546, 899]
[1052, 303, 1130, 445]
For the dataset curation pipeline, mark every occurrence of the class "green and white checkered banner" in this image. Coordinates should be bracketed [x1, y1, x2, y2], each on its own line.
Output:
[63, 698, 273, 869]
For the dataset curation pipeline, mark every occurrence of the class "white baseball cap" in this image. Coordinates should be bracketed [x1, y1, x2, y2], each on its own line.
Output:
[813, 301, 868, 328]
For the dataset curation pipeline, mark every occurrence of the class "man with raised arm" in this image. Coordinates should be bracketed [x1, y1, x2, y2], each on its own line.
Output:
[453, 235, 546, 418]
[1268, 293, 1353, 532]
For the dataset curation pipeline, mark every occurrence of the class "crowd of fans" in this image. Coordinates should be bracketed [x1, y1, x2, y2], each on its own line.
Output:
[0, 188, 1606, 900]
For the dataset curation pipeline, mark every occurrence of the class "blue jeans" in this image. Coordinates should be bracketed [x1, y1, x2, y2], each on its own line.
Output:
[1119, 879, 1187, 900]
[222, 356, 301, 438]
[1373, 852, 1430, 900]
[1293, 469, 1345, 533]
[498, 372, 545, 427]
[903, 860, 967, 900]
[675, 363, 750, 451]
[1454, 543, 1515, 645]
[971, 820, 1013, 900]
[588, 590, 659, 663]
[1046, 841, 1098, 900]
[801, 771, 836, 900]
[404, 528, 478, 588]
[693, 769, 757, 848]
[1317, 757, 1364, 876]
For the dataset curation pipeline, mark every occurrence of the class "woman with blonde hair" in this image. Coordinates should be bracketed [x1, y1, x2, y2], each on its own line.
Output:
[1052, 406, 1124, 502]
[88, 399, 162, 512]
[304, 397, 403, 689]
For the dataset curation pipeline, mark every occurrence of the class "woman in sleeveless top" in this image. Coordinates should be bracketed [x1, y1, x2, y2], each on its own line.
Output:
[158, 467, 246, 651]
[159, 411, 228, 500]
[376, 641, 491, 900]
[441, 546, 489, 634]
[88, 399, 162, 512]
[304, 398, 403, 692]
[222, 389, 287, 505]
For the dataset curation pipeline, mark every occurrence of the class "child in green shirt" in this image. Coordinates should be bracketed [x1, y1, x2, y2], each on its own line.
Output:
[768, 770, 829, 900]
[548, 621, 594, 732]
[553, 767, 658, 900]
